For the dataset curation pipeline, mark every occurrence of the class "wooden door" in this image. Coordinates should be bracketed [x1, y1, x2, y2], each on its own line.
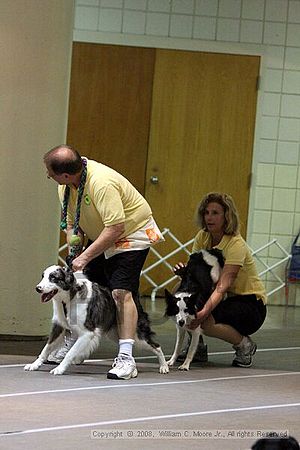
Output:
[67, 42, 155, 194]
[143, 50, 260, 290]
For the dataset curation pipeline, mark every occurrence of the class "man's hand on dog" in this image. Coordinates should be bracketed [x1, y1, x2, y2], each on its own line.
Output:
[71, 253, 90, 271]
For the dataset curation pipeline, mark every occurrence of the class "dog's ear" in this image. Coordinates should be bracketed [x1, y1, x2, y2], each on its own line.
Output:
[191, 292, 206, 312]
[186, 293, 200, 316]
[63, 266, 75, 285]
[164, 289, 178, 317]
[164, 289, 175, 303]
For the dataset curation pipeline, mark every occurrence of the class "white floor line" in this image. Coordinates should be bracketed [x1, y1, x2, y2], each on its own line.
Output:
[1, 345, 300, 369]
[209, 346, 300, 356]
[0, 402, 299, 437]
[1, 371, 300, 398]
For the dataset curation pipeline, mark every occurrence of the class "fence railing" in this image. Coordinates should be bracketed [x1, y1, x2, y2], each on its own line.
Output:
[141, 231, 291, 301]
[248, 239, 291, 297]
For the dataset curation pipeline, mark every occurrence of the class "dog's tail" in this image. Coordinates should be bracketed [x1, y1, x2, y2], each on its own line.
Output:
[133, 293, 160, 348]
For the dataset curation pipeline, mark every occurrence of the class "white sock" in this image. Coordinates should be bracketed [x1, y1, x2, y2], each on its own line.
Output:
[119, 339, 135, 357]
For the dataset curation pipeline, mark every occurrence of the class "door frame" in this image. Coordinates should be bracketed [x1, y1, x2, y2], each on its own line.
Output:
[74, 32, 266, 240]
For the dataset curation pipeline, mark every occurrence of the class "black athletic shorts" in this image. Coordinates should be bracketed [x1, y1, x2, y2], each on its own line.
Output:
[211, 294, 267, 336]
[84, 243, 149, 295]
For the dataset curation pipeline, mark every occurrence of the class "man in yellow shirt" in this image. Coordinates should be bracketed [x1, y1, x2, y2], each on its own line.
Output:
[44, 145, 163, 379]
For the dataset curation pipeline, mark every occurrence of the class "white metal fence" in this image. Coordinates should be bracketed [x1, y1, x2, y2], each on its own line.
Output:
[141, 230, 291, 301]
[58, 229, 291, 302]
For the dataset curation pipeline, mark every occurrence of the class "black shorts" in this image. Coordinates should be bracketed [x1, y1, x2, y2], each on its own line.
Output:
[84, 245, 149, 295]
[211, 294, 267, 336]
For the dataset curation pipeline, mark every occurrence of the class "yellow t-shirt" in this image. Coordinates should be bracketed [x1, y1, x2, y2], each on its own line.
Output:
[58, 158, 152, 242]
[193, 230, 267, 304]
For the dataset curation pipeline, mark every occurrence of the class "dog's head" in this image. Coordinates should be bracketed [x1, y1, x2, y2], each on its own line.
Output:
[36, 265, 75, 303]
[165, 290, 201, 327]
[165, 249, 224, 326]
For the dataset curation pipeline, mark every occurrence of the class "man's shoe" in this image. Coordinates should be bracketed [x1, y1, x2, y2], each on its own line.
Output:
[232, 336, 257, 368]
[46, 334, 84, 365]
[176, 335, 208, 363]
[107, 354, 138, 380]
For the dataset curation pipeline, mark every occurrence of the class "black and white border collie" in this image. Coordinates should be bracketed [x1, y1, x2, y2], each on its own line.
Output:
[24, 265, 169, 376]
[165, 249, 224, 371]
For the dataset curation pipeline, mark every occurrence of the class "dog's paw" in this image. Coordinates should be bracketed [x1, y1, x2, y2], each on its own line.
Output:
[50, 366, 66, 375]
[159, 364, 169, 374]
[24, 361, 41, 371]
[167, 358, 176, 367]
[178, 363, 190, 371]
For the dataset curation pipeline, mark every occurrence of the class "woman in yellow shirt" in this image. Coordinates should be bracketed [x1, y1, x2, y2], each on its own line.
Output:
[181, 192, 267, 368]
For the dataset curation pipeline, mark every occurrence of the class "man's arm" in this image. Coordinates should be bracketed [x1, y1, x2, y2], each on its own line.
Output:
[71, 223, 125, 271]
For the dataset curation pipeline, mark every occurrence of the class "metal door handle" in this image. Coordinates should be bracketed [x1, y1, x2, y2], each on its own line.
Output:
[150, 175, 159, 184]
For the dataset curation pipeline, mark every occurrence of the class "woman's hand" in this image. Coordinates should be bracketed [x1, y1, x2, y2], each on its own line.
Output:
[188, 318, 202, 330]
[173, 262, 187, 278]
[188, 306, 210, 330]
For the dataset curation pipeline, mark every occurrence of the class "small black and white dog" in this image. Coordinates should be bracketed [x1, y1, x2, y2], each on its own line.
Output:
[24, 265, 169, 375]
[165, 249, 224, 370]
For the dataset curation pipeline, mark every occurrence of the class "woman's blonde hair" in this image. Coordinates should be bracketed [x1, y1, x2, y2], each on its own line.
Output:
[196, 192, 240, 235]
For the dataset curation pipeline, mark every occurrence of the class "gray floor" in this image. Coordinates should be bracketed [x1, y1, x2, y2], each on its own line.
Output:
[0, 300, 299, 450]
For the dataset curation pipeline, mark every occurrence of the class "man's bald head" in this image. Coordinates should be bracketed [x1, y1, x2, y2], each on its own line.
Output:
[44, 145, 83, 175]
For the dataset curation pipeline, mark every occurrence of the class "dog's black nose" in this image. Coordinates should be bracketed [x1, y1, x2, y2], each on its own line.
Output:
[36, 286, 42, 293]
[179, 320, 185, 327]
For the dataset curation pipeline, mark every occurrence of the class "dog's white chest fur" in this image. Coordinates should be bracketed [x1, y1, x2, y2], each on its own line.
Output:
[175, 294, 193, 327]
[52, 297, 84, 332]
[52, 281, 92, 334]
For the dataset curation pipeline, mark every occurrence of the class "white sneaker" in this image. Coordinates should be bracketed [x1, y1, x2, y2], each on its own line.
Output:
[47, 334, 84, 365]
[107, 354, 138, 380]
